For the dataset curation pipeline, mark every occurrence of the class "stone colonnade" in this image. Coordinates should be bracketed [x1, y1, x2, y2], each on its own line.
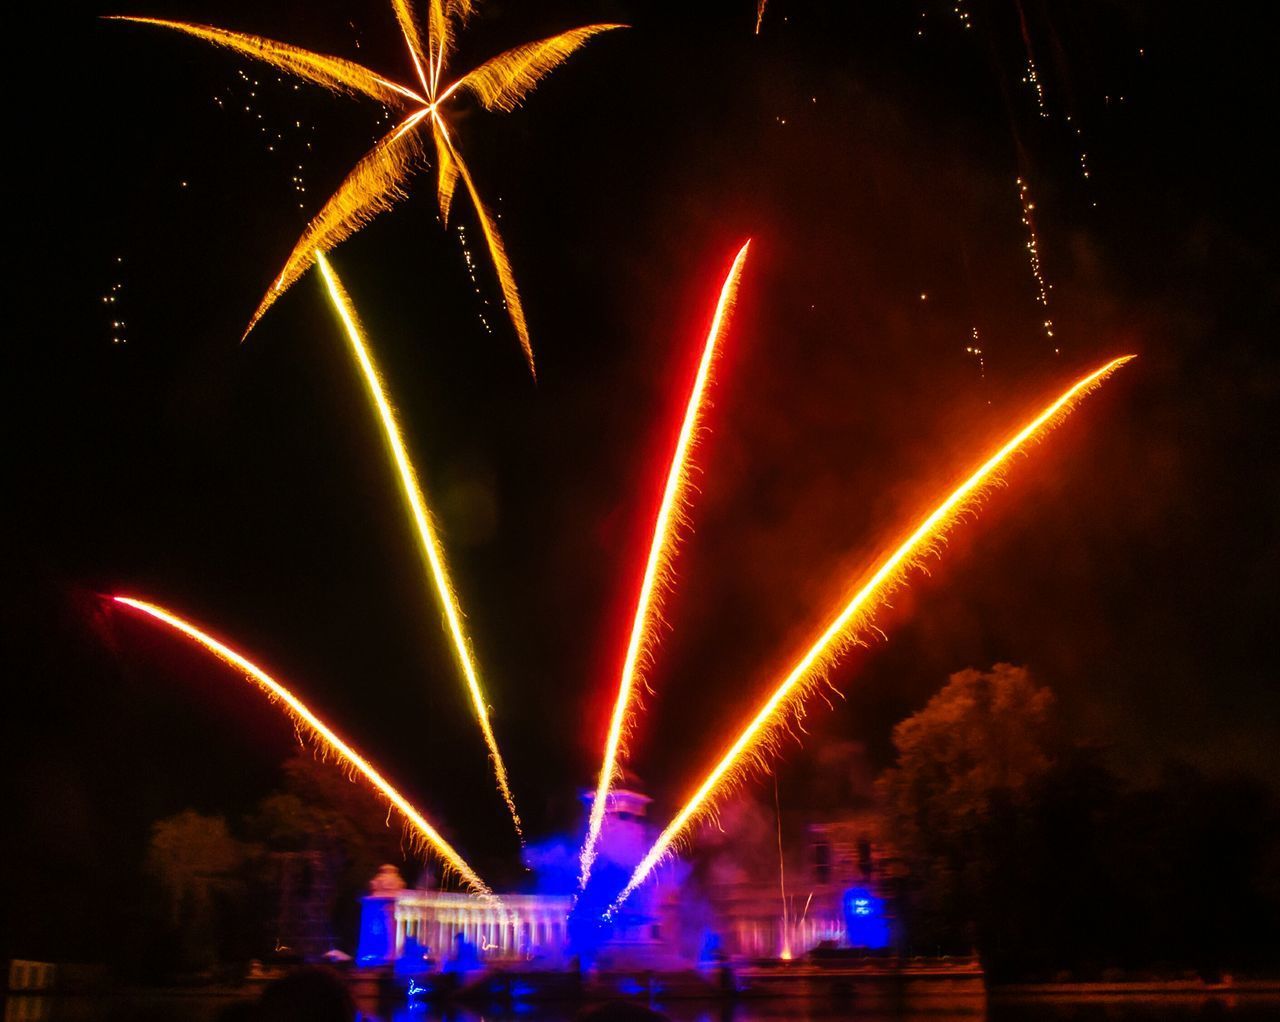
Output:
[389, 891, 575, 963]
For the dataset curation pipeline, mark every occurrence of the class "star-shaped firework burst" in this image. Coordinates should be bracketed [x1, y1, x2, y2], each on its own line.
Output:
[110, 1, 625, 375]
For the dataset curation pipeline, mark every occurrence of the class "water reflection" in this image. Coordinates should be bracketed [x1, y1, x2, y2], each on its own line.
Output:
[359, 995, 1280, 1022]
[7, 993, 1280, 1022]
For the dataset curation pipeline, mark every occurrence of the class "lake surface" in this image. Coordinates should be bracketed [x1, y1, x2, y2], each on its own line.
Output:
[7, 993, 1280, 1022]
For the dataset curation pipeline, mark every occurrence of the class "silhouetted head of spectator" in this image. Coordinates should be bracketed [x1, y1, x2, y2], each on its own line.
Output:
[576, 1002, 669, 1022]
[257, 966, 355, 1022]
[214, 1000, 258, 1022]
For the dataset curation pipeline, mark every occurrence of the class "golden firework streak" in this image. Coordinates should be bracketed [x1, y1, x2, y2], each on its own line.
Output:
[315, 252, 524, 844]
[113, 596, 493, 898]
[610, 355, 1135, 912]
[579, 242, 751, 892]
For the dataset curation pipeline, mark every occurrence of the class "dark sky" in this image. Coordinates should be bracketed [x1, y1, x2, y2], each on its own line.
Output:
[6, 0, 1278, 955]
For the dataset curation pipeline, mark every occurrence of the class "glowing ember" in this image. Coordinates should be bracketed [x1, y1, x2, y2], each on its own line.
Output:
[315, 251, 523, 844]
[1016, 175, 1056, 348]
[112, 595, 494, 898]
[1016, 0, 1050, 119]
[579, 242, 751, 893]
[608, 355, 1135, 912]
[108, 6, 625, 372]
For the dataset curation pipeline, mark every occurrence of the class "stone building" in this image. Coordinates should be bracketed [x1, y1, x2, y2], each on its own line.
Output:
[704, 809, 902, 959]
[356, 793, 900, 967]
[359, 879, 574, 964]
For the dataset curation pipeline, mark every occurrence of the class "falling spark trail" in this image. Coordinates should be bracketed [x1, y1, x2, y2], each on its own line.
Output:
[112, 595, 493, 897]
[1015, 0, 1049, 119]
[578, 242, 751, 892]
[609, 356, 1135, 912]
[1016, 176, 1055, 347]
[315, 251, 524, 845]
[774, 773, 790, 959]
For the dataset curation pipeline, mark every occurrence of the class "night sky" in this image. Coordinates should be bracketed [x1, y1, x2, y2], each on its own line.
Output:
[7, 0, 1277, 957]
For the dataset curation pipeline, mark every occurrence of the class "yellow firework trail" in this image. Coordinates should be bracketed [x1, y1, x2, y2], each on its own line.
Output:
[579, 242, 751, 892]
[112, 595, 493, 898]
[315, 252, 523, 844]
[609, 355, 1135, 912]
[110, 7, 624, 371]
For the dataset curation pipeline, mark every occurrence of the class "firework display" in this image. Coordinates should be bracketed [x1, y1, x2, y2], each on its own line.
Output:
[316, 251, 522, 843]
[609, 356, 1134, 912]
[109, 4, 625, 371]
[97, 3, 1146, 917]
[112, 596, 494, 898]
[579, 242, 751, 893]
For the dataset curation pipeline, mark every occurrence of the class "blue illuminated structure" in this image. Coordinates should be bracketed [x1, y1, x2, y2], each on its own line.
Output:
[356, 896, 394, 964]
[842, 886, 889, 949]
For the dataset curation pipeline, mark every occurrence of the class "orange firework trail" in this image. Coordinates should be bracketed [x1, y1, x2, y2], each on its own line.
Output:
[315, 252, 523, 844]
[609, 355, 1135, 912]
[579, 242, 751, 892]
[112, 596, 493, 898]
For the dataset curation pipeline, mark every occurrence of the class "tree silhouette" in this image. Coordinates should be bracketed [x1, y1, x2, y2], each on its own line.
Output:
[146, 809, 247, 971]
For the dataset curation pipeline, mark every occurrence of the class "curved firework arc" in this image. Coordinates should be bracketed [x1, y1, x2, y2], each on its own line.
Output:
[608, 355, 1136, 913]
[112, 595, 495, 899]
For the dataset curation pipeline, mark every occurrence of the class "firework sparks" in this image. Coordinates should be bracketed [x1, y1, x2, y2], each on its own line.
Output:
[1022, 56, 1048, 118]
[1016, 176, 1056, 348]
[578, 242, 751, 892]
[966, 327, 986, 382]
[108, 6, 625, 373]
[103, 255, 128, 347]
[608, 356, 1135, 912]
[1015, 0, 1050, 119]
[315, 251, 523, 844]
[112, 595, 493, 898]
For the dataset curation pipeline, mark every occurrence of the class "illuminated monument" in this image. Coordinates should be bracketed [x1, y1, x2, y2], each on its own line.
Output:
[357, 786, 675, 967]
[357, 865, 573, 966]
[357, 792, 897, 968]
